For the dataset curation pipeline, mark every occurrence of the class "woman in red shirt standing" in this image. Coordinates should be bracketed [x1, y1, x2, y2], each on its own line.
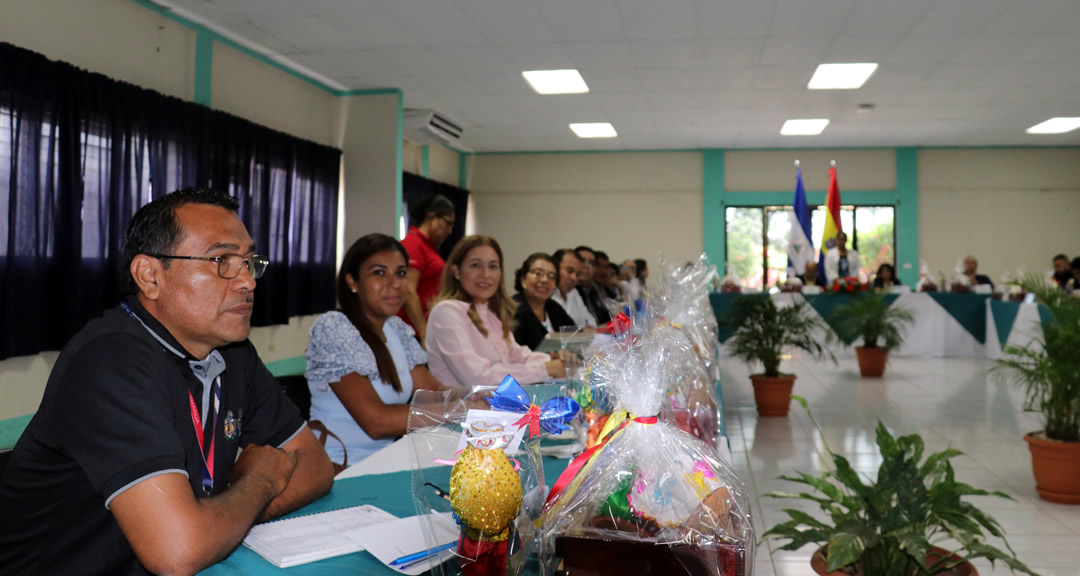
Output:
[400, 195, 455, 346]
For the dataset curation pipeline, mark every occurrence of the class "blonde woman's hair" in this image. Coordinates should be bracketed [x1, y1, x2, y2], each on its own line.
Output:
[434, 235, 516, 341]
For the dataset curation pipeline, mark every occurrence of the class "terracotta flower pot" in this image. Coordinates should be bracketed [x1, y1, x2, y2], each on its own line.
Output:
[1025, 432, 1080, 504]
[810, 545, 978, 575]
[750, 374, 796, 417]
[855, 346, 889, 378]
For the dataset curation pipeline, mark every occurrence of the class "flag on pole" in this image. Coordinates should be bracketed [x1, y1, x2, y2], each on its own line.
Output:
[817, 165, 843, 285]
[786, 168, 814, 279]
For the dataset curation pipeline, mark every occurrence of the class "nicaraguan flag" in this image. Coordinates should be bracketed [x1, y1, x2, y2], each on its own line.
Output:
[786, 168, 814, 279]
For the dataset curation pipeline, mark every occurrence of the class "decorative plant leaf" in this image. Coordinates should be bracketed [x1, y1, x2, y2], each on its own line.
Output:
[763, 402, 1040, 576]
[829, 293, 915, 351]
[722, 296, 836, 378]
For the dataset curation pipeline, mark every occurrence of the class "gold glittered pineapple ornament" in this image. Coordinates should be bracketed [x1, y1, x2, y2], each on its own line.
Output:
[450, 422, 523, 543]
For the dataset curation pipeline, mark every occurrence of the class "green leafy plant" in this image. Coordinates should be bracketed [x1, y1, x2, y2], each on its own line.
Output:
[723, 295, 835, 378]
[993, 276, 1080, 442]
[832, 293, 915, 350]
[763, 396, 1038, 576]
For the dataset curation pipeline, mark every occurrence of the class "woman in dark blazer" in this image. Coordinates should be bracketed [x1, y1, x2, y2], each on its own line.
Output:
[512, 253, 576, 350]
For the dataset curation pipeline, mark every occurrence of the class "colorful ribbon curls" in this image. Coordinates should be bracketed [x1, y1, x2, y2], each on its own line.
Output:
[597, 311, 632, 335]
[488, 375, 580, 438]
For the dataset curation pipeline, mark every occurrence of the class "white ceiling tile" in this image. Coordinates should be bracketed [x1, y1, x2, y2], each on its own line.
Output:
[463, 5, 557, 44]
[630, 40, 699, 68]
[696, 69, 756, 91]
[564, 42, 637, 70]
[316, 6, 421, 49]
[910, 0, 1016, 36]
[206, 0, 307, 19]
[598, 91, 651, 111]
[582, 69, 642, 92]
[636, 68, 699, 91]
[537, 0, 626, 42]
[761, 36, 833, 67]
[696, 38, 766, 68]
[694, 0, 776, 38]
[221, 20, 301, 54]
[374, 49, 452, 77]
[839, 0, 936, 36]
[865, 63, 936, 87]
[924, 64, 998, 87]
[466, 73, 535, 96]
[373, 0, 489, 46]
[770, 0, 857, 37]
[645, 92, 702, 110]
[947, 35, 1037, 64]
[437, 45, 517, 80]
[496, 44, 574, 71]
[886, 35, 971, 64]
[616, 0, 697, 40]
[751, 66, 816, 89]
[287, 51, 399, 79]
[253, 16, 357, 52]
[824, 36, 905, 63]
[1014, 34, 1080, 64]
[983, 0, 1080, 34]
[986, 63, 1080, 87]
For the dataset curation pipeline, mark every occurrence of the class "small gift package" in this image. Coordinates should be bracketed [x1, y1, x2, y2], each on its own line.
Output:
[409, 378, 579, 576]
[538, 329, 755, 576]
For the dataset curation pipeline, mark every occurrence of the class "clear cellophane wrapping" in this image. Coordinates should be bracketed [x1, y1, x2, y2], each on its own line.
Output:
[538, 329, 754, 576]
[649, 255, 724, 448]
[408, 386, 546, 576]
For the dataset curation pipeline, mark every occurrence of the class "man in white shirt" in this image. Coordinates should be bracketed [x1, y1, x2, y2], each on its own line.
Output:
[551, 248, 597, 327]
[824, 231, 861, 284]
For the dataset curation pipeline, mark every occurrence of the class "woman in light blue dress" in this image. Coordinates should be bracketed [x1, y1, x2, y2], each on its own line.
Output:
[306, 234, 445, 469]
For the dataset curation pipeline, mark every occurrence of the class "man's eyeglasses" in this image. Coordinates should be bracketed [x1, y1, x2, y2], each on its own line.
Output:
[149, 253, 269, 280]
[527, 269, 557, 281]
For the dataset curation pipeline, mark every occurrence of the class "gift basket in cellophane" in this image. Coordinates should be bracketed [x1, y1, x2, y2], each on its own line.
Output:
[649, 255, 725, 449]
[538, 328, 754, 576]
[408, 379, 580, 576]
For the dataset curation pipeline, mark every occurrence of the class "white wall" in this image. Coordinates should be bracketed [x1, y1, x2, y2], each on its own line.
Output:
[470, 152, 703, 288]
[403, 141, 461, 187]
[338, 93, 401, 243]
[919, 149, 1080, 282]
[725, 149, 896, 191]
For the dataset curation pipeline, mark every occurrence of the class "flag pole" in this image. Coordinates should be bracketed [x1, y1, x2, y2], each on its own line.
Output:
[830, 159, 836, 166]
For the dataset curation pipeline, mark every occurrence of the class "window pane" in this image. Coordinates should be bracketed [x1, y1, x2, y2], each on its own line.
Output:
[725, 207, 763, 290]
[766, 207, 792, 285]
[854, 206, 895, 279]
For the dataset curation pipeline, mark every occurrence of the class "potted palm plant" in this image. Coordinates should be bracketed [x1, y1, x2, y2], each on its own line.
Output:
[832, 293, 914, 378]
[993, 276, 1080, 503]
[764, 397, 1038, 576]
[724, 295, 834, 417]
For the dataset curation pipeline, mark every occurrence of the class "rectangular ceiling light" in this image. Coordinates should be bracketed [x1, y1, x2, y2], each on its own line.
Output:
[570, 123, 617, 138]
[522, 69, 589, 94]
[1025, 117, 1080, 134]
[781, 119, 830, 136]
[808, 63, 878, 89]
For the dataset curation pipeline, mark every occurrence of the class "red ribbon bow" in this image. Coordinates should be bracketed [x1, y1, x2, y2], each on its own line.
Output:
[598, 312, 632, 335]
[512, 404, 542, 438]
[545, 414, 657, 505]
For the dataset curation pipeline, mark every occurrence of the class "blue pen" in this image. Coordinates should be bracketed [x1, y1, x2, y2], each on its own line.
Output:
[388, 541, 457, 567]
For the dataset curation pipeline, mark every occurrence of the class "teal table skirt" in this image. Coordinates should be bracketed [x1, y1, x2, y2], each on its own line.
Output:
[200, 456, 571, 576]
[0, 413, 34, 450]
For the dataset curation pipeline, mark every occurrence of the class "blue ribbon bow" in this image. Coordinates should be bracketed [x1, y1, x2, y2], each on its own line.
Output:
[488, 375, 580, 436]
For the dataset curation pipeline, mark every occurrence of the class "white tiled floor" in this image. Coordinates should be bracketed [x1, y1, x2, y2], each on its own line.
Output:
[720, 355, 1080, 576]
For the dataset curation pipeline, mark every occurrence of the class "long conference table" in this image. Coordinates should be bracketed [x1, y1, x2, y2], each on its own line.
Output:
[709, 292, 1048, 359]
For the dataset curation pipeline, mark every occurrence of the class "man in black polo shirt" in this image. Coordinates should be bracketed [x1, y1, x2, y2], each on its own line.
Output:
[0, 189, 335, 575]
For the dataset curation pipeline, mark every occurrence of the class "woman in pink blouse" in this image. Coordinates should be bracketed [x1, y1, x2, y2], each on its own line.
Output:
[426, 235, 566, 388]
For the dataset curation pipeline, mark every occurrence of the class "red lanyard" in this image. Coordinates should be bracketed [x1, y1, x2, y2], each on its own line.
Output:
[188, 377, 219, 494]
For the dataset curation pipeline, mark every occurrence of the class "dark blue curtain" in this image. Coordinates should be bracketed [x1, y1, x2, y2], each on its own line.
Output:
[0, 42, 340, 360]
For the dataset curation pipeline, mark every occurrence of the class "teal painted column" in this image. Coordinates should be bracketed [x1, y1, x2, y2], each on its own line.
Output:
[895, 148, 919, 287]
[420, 145, 430, 177]
[703, 149, 726, 270]
[194, 31, 213, 106]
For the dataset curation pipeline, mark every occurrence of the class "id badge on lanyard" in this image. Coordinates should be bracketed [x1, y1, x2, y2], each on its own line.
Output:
[188, 377, 220, 495]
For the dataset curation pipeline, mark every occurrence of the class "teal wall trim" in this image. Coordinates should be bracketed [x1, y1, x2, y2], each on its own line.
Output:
[458, 153, 469, 190]
[723, 189, 897, 207]
[193, 30, 213, 106]
[703, 150, 725, 271]
[895, 148, 919, 286]
[395, 91, 404, 235]
[341, 88, 404, 96]
[420, 145, 430, 178]
[475, 148, 700, 157]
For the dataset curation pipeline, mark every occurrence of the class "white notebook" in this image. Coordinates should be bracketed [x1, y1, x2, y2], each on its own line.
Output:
[242, 504, 398, 568]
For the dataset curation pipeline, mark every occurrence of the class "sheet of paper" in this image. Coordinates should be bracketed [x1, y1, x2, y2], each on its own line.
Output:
[346, 512, 460, 575]
[455, 409, 526, 455]
[242, 504, 398, 568]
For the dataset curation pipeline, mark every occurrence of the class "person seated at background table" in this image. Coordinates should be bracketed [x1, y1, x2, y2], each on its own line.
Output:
[872, 263, 902, 289]
[604, 262, 625, 300]
[594, 251, 619, 299]
[963, 256, 994, 289]
[551, 248, 597, 327]
[1071, 257, 1080, 291]
[306, 234, 446, 471]
[400, 195, 455, 347]
[574, 245, 612, 324]
[1052, 253, 1072, 288]
[0, 188, 334, 576]
[619, 260, 642, 302]
[426, 235, 565, 388]
[824, 231, 861, 284]
[634, 258, 649, 289]
[512, 252, 576, 351]
[798, 261, 827, 288]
